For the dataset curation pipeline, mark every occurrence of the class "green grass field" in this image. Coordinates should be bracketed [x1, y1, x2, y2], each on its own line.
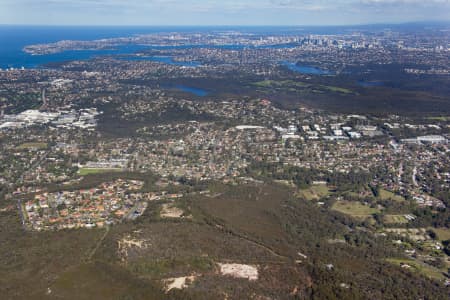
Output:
[332, 201, 380, 217]
[432, 228, 450, 241]
[386, 258, 446, 281]
[378, 189, 405, 202]
[384, 215, 409, 224]
[253, 80, 309, 88]
[427, 116, 450, 122]
[274, 180, 296, 187]
[16, 142, 48, 150]
[78, 168, 122, 176]
[252, 80, 353, 95]
[319, 85, 353, 94]
[297, 184, 330, 200]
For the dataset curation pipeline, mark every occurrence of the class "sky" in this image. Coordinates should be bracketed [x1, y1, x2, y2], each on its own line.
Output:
[1, 0, 450, 26]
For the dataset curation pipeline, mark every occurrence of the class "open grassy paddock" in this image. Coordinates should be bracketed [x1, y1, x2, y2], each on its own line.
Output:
[384, 215, 409, 224]
[331, 200, 380, 218]
[15, 142, 48, 150]
[378, 189, 405, 202]
[432, 227, 450, 241]
[386, 258, 446, 281]
[78, 168, 123, 176]
[296, 184, 330, 200]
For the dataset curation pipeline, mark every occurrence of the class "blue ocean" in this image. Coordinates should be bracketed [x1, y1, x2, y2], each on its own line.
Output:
[0, 25, 217, 69]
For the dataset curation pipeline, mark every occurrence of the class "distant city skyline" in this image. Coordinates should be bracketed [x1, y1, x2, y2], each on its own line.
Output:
[1, 0, 450, 26]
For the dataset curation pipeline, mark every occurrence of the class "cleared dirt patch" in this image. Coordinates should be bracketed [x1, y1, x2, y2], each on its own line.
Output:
[163, 275, 196, 292]
[218, 263, 258, 281]
[160, 203, 185, 218]
[118, 235, 149, 262]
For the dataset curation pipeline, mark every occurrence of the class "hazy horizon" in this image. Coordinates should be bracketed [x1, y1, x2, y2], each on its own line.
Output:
[1, 0, 450, 26]
[1, 21, 450, 27]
